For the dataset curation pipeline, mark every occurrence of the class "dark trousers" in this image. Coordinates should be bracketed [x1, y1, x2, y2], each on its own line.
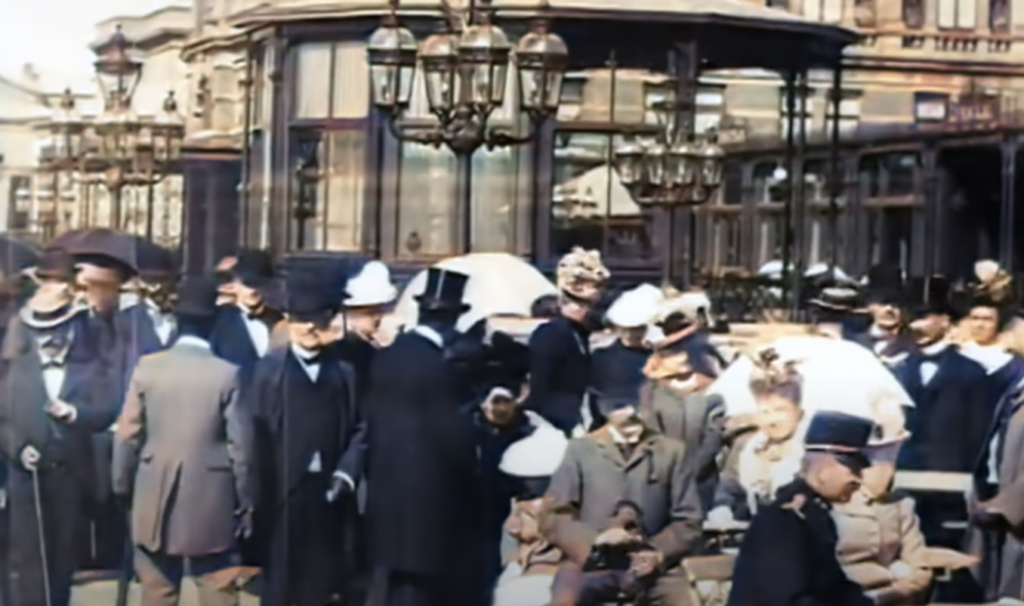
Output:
[3, 465, 82, 606]
[261, 472, 344, 606]
[366, 567, 482, 606]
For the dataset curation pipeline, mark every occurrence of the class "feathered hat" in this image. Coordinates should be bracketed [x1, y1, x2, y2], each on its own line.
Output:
[969, 259, 1014, 309]
[556, 247, 610, 303]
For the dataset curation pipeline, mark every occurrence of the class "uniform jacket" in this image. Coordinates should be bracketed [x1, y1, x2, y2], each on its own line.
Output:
[527, 316, 591, 433]
[543, 426, 702, 568]
[111, 340, 251, 556]
[364, 329, 481, 575]
[832, 493, 932, 605]
[727, 480, 874, 606]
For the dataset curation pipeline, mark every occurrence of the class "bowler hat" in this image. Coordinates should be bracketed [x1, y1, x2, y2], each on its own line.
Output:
[909, 275, 956, 318]
[233, 249, 275, 287]
[865, 265, 904, 305]
[284, 266, 338, 323]
[174, 277, 219, 318]
[804, 410, 874, 470]
[415, 267, 471, 312]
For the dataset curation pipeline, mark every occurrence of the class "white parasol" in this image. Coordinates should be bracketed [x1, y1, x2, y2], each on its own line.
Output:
[396, 253, 558, 332]
[706, 335, 912, 443]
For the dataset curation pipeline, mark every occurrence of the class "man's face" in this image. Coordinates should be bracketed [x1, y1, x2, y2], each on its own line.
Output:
[606, 405, 645, 443]
[908, 313, 949, 347]
[560, 298, 591, 322]
[287, 316, 331, 350]
[236, 282, 263, 310]
[76, 276, 120, 315]
[347, 306, 386, 337]
[481, 388, 523, 427]
[806, 453, 863, 503]
[967, 305, 1000, 345]
[616, 326, 647, 348]
[755, 393, 803, 442]
[868, 301, 901, 330]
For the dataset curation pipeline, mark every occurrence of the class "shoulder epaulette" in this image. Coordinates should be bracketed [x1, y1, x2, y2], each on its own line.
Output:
[780, 493, 807, 519]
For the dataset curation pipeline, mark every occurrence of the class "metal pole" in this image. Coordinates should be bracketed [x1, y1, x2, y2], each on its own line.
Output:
[791, 70, 808, 316]
[145, 182, 155, 241]
[1001, 137, 1018, 272]
[239, 39, 254, 248]
[828, 65, 843, 273]
[457, 153, 473, 254]
[111, 186, 123, 230]
[781, 71, 797, 310]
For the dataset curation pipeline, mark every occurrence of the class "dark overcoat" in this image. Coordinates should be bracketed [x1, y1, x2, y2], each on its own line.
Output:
[364, 330, 482, 575]
[210, 305, 283, 386]
[114, 303, 172, 381]
[526, 316, 591, 434]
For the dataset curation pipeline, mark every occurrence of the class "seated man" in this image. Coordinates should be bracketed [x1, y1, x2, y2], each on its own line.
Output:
[543, 382, 703, 606]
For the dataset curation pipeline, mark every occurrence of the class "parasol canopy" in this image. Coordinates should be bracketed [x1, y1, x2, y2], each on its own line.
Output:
[0, 234, 40, 278]
[706, 334, 911, 443]
[396, 253, 558, 332]
[49, 228, 175, 275]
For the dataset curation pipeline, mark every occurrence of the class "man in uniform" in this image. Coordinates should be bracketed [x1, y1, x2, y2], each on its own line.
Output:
[728, 410, 876, 606]
[112, 276, 252, 606]
[248, 259, 366, 606]
[365, 267, 483, 606]
[0, 277, 118, 606]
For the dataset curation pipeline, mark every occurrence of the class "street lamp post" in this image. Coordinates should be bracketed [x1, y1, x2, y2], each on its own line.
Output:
[366, 0, 568, 252]
[612, 85, 725, 282]
[37, 25, 185, 238]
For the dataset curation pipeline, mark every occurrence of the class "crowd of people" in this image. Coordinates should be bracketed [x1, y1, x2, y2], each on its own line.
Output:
[0, 238, 1022, 606]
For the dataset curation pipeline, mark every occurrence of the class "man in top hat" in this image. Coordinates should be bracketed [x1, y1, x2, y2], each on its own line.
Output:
[542, 381, 703, 606]
[364, 267, 483, 606]
[849, 265, 915, 368]
[528, 248, 610, 435]
[247, 260, 366, 606]
[210, 249, 284, 381]
[728, 410, 876, 606]
[0, 278, 119, 606]
[895, 275, 993, 548]
[111, 276, 251, 606]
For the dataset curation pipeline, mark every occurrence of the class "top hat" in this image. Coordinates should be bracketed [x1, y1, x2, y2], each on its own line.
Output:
[803, 410, 874, 470]
[233, 249, 275, 288]
[910, 275, 956, 318]
[283, 266, 338, 323]
[34, 247, 76, 282]
[346, 260, 398, 308]
[174, 276, 219, 319]
[415, 267, 471, 312]
[20, 281, 87, 329]
[865, 265, 904, 304]
[279, 253, 350, 305]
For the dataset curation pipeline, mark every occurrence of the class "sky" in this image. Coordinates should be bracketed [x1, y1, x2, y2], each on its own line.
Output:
[0, 0, 170, 81]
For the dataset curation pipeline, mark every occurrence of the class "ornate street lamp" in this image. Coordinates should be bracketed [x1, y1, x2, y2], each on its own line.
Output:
[612, 95, 725, 206]
[366, 0, 569, 155]
[94, 25, 143, 110]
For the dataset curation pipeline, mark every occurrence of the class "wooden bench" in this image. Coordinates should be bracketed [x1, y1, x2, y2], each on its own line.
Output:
[682, 555, 736, 606]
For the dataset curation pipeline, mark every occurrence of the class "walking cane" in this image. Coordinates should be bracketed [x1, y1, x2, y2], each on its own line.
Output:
[30, 467, 52, 606]
[115, 501, 132, 606]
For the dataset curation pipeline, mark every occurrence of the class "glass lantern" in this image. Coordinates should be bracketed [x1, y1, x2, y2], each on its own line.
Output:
[698, 139, 726, 189]
[645, 143, 668, 188]
[667, 140, 698, 188]
[614, 140, 646, 187]
[366, 20, 418, 110]
[152, 90, 186, 166]
[457, 22, 512, 110]
[419, 32, 459, 116]
[93, 25, 143, 107]
[514, 24, 568, 118]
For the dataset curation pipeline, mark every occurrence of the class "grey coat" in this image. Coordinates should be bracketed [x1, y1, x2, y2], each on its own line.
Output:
[543, 427, 703, 567]
[111, 340, 252, 556]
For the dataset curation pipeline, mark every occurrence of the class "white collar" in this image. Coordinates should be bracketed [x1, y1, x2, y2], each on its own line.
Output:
[607, 425, 641, 445]
[175, 335, 210, 350]
[920, 341, 949, 357]
[412, 325, 444, 349]
[290, 343, 321, 363]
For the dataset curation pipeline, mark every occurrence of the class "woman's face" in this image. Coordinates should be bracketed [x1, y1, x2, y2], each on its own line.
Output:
[755, 393, 802, 442]
[967, 305, 1000, 345]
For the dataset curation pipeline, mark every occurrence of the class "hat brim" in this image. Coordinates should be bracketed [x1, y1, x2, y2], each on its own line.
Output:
[20, 301, 84, 329]
[805, 445, 871, 471]
[345, 294, 397, 308]
[414, 295, 470, 313]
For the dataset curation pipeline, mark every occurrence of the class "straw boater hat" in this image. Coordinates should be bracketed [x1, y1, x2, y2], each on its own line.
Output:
[556, 247, 610, 303]
[20, 281, 87, 330]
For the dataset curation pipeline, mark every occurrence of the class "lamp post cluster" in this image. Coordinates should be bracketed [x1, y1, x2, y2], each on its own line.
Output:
[37, 25, 185, 236]
[365, 0, 569, 155]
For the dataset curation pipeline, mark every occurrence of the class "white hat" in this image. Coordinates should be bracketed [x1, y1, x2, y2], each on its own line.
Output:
[605, 284, 662, 328]
[499, 414, 570, 478]
[345, 261, 398, 308]
[804, 262, 852, 283]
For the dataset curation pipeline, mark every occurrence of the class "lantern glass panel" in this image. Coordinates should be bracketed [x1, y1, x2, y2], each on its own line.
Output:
[668, 141, 698, 187]
[614, 141, 645, 186]
[645, 143, 668, 187]
[699, 142, 725, 188]
[420, 33, 459, 115]
[459, 24, 512, 109]
[367, 24, 418, 108]
[515, 29, 568, 115]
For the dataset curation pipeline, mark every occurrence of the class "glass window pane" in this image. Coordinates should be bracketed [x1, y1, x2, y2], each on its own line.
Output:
[294, 43, 333, 119]
[332, 42, 369, 119]
[471, 147, 519, 252]
[397, 144, 456, 256]
[317, 130, 366, 251]
[551, 131, 651, 260]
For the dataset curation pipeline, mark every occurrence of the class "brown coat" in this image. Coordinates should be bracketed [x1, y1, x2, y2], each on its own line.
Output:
[542, 427, 703, 568]
[832, 493, 932, 606]
[111, 340, 252, 557]
[967, 393, 1024, 600]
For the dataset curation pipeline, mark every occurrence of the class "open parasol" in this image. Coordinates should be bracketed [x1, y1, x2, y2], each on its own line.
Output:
[396, 253, 558, 332]
[706, 334, 911, 443]
[49, 228, 174, 275]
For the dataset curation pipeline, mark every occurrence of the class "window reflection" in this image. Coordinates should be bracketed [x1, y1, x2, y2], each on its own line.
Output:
[397, 144, 456, 257]
[860, 153, 918, 198]
[550, 131, 652, 259]
[293, 42, 370, 120]
[313, 130, 366, 251]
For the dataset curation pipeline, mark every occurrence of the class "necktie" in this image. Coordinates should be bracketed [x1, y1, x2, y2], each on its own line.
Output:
[41, 359, 64, 370]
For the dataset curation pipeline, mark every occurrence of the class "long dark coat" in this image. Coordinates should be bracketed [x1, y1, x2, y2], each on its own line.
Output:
[0, 345, 118, 606]
[526, 316, 591, 434]
[364, 330, 482, 576]
[896, 347, 995, 547]
[210, 305, 283, 386]
[114, 304, 173, 380]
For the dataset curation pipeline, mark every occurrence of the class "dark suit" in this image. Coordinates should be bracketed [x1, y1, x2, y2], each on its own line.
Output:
[210, 305, 282, 386]
[248, 347, 366, 606]
[0, 344, 118, 606]
[364, 329, 482, 606]
[527, 317, 591, 434]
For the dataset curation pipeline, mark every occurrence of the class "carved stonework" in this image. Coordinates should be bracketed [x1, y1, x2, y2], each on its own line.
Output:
[853, 0, 877, 27]
[903, 0, 925, 28]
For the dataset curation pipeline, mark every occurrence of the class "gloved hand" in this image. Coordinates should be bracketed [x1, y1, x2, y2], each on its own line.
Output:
[326, 473, 353, 503]
[20, 445, 40, 471]
[235, 507, 254, 539]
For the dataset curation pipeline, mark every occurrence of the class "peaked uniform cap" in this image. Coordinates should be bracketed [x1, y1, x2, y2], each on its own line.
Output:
[804, 410, 874, 469]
